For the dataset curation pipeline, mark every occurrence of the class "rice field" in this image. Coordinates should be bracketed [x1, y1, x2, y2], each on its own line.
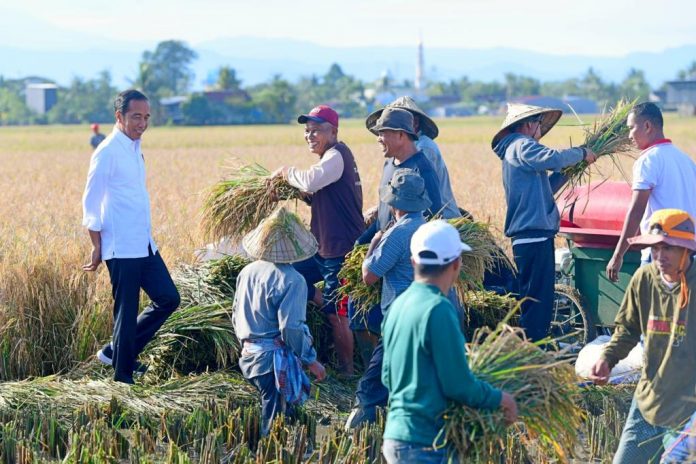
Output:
[1, 114, 695, 462]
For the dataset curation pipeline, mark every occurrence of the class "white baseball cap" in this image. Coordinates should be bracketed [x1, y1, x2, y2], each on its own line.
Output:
[410, 220, 472, 265]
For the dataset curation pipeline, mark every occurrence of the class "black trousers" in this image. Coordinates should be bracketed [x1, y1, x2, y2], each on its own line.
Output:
[512, 239, 555, 342]
[105, 248, 180, 382]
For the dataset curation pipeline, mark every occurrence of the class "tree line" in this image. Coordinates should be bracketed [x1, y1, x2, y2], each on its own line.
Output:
[1, 40, 695, 126]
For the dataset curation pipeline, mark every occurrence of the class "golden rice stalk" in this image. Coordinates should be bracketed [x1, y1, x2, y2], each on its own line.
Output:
[560, 99, 637, 191]
[462, 290, 519, 340]
[337, 245, 381, 316]
[441, 325, 584, 463]
[201, 163, 302, 241]
[448, 217, 511, 303]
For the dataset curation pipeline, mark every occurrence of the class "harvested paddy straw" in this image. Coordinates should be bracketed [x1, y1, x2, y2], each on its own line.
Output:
[142, 303, 239, 379]
[202, 163, 302, 241]
[560, 99, 636, 190]
[337, 244, 381, 314]
[462, 290, 519, 339]
[448, 217, 510, 303]
[339, 218, 508, 317]
[441, 324, 584, 463]
[174, 254, 251, 307]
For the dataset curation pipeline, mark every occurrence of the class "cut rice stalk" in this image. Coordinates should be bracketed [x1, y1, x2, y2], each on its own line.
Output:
[337, 245, 381, 316]
[201, 164, 302, 241]
[441, 324, 584, 463]
[559, 99, 638, 196]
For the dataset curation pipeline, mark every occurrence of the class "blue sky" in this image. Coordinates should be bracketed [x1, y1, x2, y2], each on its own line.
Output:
[1, 0, 695, 55]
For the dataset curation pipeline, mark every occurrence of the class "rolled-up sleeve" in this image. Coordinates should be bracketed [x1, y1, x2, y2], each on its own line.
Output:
[82, 150, 109, 231]
[277, 277, 317, 365]
[286, 148, 344, 193]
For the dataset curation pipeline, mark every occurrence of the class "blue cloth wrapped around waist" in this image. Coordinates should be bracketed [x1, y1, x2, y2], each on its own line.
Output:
[243, 337, 311, 405]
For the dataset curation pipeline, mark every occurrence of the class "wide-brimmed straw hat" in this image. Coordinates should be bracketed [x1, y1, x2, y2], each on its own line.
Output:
[628, 209, 696, 251]
[368, 107, 418, 139]
[366, 96, 438, 139]
[379, 168, 431, 213]
[491, 103, 562, 148]
[242, 207, 318, 263]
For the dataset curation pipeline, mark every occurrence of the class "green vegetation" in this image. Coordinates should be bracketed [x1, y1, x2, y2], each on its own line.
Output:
[2, 42, 695, 126]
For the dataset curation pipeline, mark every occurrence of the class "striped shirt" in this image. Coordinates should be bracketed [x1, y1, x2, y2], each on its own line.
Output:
[365, 212, 426, 312]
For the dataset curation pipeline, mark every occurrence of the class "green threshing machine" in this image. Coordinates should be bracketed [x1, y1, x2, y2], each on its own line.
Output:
[551, 181, 642, 346]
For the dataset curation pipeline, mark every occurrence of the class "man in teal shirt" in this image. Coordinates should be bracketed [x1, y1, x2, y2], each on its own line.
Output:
[381, 220, 518, 462]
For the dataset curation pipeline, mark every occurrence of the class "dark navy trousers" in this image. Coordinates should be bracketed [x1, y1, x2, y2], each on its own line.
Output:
[512, 239, 555, 342]
[105, 248, 180, 382]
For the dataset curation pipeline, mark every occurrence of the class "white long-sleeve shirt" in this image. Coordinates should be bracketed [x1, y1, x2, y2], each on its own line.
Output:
[286, 147, 344, 193]
[82, 126, 157, 260]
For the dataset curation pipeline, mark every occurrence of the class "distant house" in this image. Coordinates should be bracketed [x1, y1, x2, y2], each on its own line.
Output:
[25, 83, 58, 114]
[160, 96, 188, 123]
[203, 89, 250, 104]
[663, 80, 696, 115]
[430, 104, 474, 118]
[507, 95, 598, 114]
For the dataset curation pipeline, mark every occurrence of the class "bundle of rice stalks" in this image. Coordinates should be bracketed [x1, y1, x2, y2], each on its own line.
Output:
[201, 164, 302, 241]
[560, 99, 637, 191]
[449, 217, 511, 302]
[174, 255, 251, 308]
[142, 304, 239, 380]
[336, 245, 381, 315]
[462, 290, 520, 340]
[441, 324, 584, 463]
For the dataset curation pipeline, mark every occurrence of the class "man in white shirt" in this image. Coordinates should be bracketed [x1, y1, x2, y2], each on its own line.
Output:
[273, 105, 364, 375]
[606, 102, 696, 281]
[82, 89, 180, 384]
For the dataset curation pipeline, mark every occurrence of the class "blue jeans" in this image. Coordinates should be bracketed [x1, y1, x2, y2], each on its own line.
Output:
[613, 398, 666, 464]
[383, 439, 452, 463]
[293, 254, 345, 315]
[105, 248, 180, 383]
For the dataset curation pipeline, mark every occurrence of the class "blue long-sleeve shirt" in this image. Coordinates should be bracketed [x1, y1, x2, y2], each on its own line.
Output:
[493, 133, 584, 240]
[358, 151, 444, 244]
[233, 261, 316, 379]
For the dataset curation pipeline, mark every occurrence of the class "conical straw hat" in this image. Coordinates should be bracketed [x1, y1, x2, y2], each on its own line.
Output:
[491, 103, 562, 148]
[366, 96, 439, 139]
[242, 207, 318, 263]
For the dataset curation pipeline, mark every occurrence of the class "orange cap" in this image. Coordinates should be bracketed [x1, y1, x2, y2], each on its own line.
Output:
[628, 209, 696, 251]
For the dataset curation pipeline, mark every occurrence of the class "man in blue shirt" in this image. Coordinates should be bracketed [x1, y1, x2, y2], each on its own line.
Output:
[492, 103, 597, 341]
[346, 168, 430, 429]
[357, 107, 443, 245]
[366, 96, 460, 219]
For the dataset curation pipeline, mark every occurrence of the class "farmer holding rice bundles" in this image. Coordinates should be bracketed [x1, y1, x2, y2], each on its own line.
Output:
[345, 168, 431, 430]
[232, 207, 326, 438]
[273, 105, 364, 376]
[381, 220, 518, 463]
[357, 107, 445, 245]
[492, 103, 597, 342]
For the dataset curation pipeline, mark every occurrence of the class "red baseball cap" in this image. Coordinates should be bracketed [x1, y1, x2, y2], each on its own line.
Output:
[297, 105, 339, 128]
[91, 123, 99, 131]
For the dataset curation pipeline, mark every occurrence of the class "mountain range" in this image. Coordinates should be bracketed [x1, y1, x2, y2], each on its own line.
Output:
[1, 36, 694, 90]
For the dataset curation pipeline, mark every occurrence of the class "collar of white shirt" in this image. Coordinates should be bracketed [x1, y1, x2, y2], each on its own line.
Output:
[111, 125, 142, 155]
